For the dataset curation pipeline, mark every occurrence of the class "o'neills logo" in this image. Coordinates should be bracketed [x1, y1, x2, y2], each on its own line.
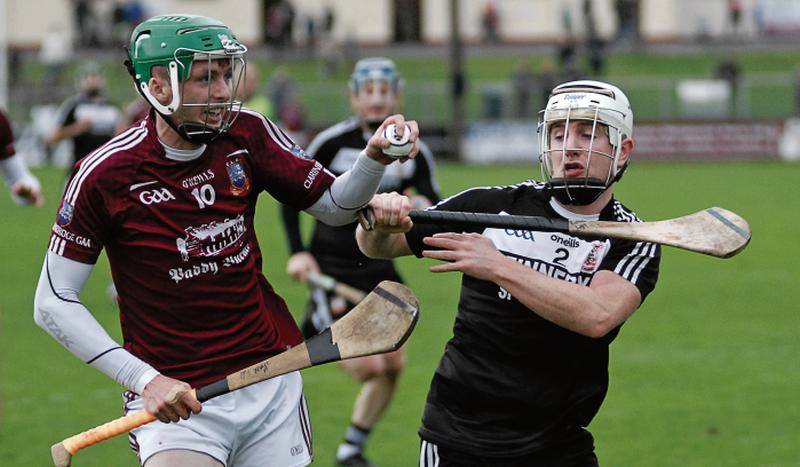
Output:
[175, 215, 246, 262]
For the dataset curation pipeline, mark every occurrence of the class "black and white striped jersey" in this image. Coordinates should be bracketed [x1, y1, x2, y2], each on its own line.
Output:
[280, 117, 440, 292]
[405, 181, 660, 457]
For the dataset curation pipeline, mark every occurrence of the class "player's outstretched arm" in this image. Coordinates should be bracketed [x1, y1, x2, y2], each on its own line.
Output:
[33, 252, 161, 395]
[1, 154, 44, 206]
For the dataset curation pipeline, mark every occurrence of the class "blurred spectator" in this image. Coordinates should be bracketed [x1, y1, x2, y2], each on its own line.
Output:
[511, 60, 535, 119]
[73, 0, 100, 47]
[395, 0, 419, 42]
[713, 55, 742, 116]
[303, 14, 318, 52]
[583, 0, 606, 77]
[728, 0, 743, 37]
[8, 49, 22, 86]
[561, 4, 573, 37]
[481, 1, 500, 44]
[536, 59, 557, 109]
[323, 5, 335, 35]
[265, 0, 295, 52]
[0, 109, 44, 207]
[795, 67, 800, 116]
[112, 1, 147, 46]
[39, 23, 71, 91]
[557, 40, 582, 81]
[615, 0, 639, 44]
[753, 0, 765, 36]
[46, 63, 121, 173]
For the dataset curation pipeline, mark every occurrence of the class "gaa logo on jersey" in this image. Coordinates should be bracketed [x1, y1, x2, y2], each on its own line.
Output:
[291, 144, 310, 160]
[57, 201, 74, 226]
[226, 158, 251, 196]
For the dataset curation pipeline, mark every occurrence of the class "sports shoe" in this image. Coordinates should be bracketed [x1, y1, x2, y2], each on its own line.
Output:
[336, 452, 377, 467]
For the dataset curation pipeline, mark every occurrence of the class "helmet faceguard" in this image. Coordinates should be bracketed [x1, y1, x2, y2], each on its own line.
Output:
[349, 57, 402, 131]
[538, 80, 633, 205]
[126, 14, 248, 144]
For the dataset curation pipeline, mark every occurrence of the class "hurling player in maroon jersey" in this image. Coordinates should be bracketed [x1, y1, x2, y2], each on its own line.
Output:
[34, 14, 420, 467]
[0, 108, 44, 206]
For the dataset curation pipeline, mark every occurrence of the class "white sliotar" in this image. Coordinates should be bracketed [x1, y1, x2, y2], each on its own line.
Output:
[382, 123, 412, 158]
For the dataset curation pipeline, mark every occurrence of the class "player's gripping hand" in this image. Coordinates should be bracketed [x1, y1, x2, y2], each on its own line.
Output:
[365, 114, 420, 164]
[286, 251, 320, 283]
[366, 192, 414, 234]
[11, 180, 45, 207]
[142, 374, 202, 423]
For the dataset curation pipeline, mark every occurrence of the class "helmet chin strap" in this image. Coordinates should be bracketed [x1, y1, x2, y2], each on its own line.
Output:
[152, 111, 221, 145]
[174, 121, 222, 144]
[546, 178, 609, 206]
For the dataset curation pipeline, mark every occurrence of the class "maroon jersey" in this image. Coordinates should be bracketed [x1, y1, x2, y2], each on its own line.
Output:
[48, 109, 335, 388]
[0, 109, 15, 160]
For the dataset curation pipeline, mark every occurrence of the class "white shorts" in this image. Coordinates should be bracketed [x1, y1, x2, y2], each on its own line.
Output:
[125, 371, 312, 467]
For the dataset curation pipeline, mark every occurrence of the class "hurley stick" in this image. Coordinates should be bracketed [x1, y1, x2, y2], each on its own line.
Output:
[359, 207, 751, 259]
[51, 280, 418, 466]
[306, 271, 367, 305]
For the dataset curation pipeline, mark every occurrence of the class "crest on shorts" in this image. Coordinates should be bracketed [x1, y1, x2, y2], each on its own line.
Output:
[582, 241, 606, 273]
[226, 158, 250, 196]
[57, 201, 74, 226]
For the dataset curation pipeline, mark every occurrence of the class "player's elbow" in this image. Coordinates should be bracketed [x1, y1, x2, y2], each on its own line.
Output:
[579, 310, 618, 339]
[33, 288, 58, 331]
[33, 278, 73, 333]
[582, 323, 613, 339]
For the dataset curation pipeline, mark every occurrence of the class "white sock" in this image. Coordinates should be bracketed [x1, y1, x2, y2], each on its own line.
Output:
[336, 442, 360, 460]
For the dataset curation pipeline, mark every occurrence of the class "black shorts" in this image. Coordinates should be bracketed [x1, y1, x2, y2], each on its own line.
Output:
[419, 433, 599, 467]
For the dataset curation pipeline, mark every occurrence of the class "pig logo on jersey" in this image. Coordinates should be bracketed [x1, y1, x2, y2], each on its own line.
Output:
[226, 158, 250, 196]
[175, 215, 246, 262]
[57, 201, 74, 226]
[582, 241, 607, 273]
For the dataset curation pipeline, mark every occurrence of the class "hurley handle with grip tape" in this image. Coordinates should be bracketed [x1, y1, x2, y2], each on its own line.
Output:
[51, 280, 419, 467]
[357, 208, 568, 233]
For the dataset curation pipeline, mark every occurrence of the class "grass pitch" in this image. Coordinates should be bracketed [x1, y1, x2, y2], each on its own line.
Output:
[0, 161, 797, 466]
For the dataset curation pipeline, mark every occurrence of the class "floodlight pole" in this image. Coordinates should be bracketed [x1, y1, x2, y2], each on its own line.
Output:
[448, 0, 464, 160]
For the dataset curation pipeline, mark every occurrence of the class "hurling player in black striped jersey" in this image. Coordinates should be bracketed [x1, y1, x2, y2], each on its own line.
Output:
[280, 57, 440, 467]
[358, 80, 661, 466]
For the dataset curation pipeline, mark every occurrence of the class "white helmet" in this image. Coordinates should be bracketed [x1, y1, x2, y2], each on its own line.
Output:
[538, 80, 633, 205]
[349, 57, 401, 95]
